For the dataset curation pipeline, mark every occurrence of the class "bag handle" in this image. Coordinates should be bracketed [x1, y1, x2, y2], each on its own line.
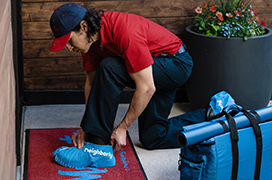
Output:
[222, 111, 239, 180]
[222, 109, 262, 180]
[241, 109, 262, 180]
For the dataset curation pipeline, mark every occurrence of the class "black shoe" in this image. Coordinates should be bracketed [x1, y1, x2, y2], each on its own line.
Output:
[85, 133, 110, 145]
[205, 105, 215, 120]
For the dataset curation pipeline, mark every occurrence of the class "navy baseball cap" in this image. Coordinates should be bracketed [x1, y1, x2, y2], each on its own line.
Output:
[49, 3, 87, 52]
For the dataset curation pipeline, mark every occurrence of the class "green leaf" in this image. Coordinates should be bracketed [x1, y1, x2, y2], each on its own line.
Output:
[211, 24, 220, 31]
[206, 30, 216, 36]
[200, 21, 205, 28]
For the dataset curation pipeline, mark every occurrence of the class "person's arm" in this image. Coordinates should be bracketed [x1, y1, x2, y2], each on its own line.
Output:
[110, 65, 156, 151]
[72, 70, 96, 149]
[84, 70, 96, 107]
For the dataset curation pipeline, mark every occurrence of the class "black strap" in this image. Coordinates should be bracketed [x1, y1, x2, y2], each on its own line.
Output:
[241, 109, 262, 180]
[216, 120, 228, 133]
[209, 108, 262, 180]
[223, 111, 239, 180]
[209, 111, 225, 120]
[251, 110, 261, 123]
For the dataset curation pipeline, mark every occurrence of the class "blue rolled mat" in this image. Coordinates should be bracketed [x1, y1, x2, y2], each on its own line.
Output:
[177, 106, 272, 147]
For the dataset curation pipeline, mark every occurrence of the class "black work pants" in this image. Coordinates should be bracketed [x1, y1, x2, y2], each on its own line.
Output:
[80, 45, 205, 149]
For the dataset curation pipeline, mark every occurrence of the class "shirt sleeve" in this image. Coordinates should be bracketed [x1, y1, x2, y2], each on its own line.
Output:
[112, 16, 154, 73]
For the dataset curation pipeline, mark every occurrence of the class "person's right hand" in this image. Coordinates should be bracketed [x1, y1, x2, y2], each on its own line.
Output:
[71, 128, 86, 149]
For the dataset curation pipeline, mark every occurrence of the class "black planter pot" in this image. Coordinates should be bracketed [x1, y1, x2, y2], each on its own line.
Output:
[185, 25, 272, 110]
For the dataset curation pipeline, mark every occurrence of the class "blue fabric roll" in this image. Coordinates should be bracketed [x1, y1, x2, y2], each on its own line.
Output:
[178, 106, 272, 147]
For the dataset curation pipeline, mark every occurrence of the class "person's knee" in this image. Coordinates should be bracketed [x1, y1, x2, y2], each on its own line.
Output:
[140, 138, 155, 150]
[139, 132, 160, 150]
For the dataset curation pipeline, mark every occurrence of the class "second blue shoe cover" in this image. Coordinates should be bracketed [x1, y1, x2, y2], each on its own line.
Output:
[53, 142, 115, 168]
[209, 91, 242, 115]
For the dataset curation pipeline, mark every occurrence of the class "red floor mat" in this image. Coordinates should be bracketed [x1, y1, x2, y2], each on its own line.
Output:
[24, 128, 147, 180]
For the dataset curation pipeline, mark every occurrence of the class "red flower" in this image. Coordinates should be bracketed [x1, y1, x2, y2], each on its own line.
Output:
[248, 19, 253, 23]
[254, 16, 260, 22]
[262, 15, 266, 21]
[210, 6, 216, 12]
[253, 9, 257, 15]
[201, 2, 207, 8]
[217, 14, 224, 21]
[216, 11, 222, 17]
[234, 10, 241, 17]
[261, 21, 266, 26]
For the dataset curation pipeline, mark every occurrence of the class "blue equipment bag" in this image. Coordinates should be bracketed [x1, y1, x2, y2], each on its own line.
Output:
[177, 92, 272, 180]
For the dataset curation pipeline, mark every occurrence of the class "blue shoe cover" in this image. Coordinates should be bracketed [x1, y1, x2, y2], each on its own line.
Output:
[53, 142, 115, 168]
[209, 91, 242, 115]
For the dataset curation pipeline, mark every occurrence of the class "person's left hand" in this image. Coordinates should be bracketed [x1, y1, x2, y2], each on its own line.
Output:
[110, 126, 127, 152]
[71, 128, 86, 149]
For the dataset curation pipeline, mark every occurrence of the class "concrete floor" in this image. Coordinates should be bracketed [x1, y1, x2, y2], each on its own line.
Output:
[19, 103, 195, 180]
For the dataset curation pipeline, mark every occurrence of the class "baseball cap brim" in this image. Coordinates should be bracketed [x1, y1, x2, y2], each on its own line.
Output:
[49, 32, 71, 52]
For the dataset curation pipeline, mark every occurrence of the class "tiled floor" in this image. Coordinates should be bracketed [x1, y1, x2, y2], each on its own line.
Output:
[19, 103, 195, 180]
[18, 101, 272, 179]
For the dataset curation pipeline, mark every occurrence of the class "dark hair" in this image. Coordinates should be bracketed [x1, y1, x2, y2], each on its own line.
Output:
[73, 8, 104, 39]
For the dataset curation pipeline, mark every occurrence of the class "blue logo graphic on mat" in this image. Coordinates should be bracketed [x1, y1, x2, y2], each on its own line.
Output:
[59, 135, 72, 144]
[58, 167, 107, 180]
[119, 147, 130, 171]
[59, 131, 78, 144]
[57, 131, 109, 179]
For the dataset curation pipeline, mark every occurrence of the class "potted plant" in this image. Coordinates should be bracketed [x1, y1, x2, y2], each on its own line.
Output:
[185, 0, 272, 110]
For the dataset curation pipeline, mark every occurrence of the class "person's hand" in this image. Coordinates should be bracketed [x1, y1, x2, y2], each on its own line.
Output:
[71, 128, 86, 149]
[110, 127, 127, 152]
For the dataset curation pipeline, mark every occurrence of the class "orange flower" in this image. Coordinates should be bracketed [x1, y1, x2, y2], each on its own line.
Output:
[248, 19, 253, 23]
[262, 15, 266, 21]
[226, 13, 233, 18]
[210, 6, 216, 12]
[195, 6, 203, 14]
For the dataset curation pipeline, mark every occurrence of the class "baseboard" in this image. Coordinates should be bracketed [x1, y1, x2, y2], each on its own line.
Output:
[24, 88, 189, 105]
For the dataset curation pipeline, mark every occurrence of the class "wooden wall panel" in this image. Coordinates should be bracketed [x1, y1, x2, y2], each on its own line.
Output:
[24, 57, 84, 76]
[22, 22, 53, 40]
[23, 17, 194, 40]
[23, 40, 79, 58]
[24, 75, 86, 90]
[0, 0, 16, 179]
[21, 1, 198, 22]
[22, 0, 272, 90]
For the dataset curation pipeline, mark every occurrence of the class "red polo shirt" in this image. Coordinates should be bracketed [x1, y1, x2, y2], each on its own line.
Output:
[81, 12, 182, 73]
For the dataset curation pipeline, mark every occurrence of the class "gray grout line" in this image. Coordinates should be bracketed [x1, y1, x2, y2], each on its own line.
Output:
[20, 131, 26, 180]
[16, 166, 21, 180]
[20, 107, 26, 180]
